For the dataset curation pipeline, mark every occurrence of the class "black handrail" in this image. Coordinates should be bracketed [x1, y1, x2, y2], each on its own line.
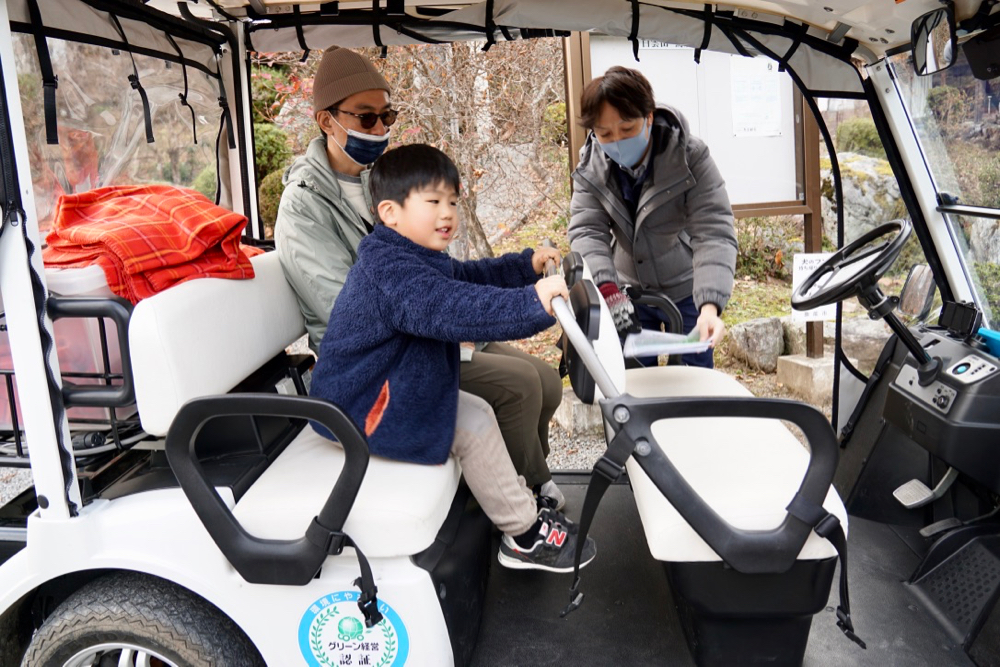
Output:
[165, 394, 369, 586]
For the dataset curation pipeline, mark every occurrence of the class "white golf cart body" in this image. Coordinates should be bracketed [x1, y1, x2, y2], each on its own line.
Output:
[0, 1, 998, 665]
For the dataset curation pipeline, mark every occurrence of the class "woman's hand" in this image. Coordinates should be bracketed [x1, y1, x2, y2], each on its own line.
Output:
[531, 246, 562, 275]
[697, 303, 726, 347]
[534, 275, 570, 316]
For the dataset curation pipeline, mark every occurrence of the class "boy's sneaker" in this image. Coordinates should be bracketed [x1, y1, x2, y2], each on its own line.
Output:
[498, 508, 596, 573]
[533, 480, 566, 511]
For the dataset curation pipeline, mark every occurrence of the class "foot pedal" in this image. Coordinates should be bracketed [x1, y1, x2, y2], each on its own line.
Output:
[893, 467, 959, 509]
[920, 517, 962, 538]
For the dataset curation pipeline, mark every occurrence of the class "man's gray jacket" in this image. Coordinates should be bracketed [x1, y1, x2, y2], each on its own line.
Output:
[275, 136, 372, 352]
[568, 106, 737, 312]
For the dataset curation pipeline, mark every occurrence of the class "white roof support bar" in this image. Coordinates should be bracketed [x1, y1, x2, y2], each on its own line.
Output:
[0, 0, 82, 519]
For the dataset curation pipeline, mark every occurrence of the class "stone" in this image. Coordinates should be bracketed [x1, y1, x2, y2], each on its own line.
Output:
[726, 317, 784, 372]
[781, 315, 892, 375]
[819, 152, 905, 244]
[777, 354, 857, 406]
[552, 386, 603, 436]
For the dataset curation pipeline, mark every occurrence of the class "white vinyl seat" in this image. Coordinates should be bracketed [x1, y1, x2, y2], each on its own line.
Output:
[575, 273, 847, 563]
[128, 251, 461, 558]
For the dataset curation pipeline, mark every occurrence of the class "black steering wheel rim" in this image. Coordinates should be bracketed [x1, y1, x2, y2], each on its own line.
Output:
[792, 219, 912, 311]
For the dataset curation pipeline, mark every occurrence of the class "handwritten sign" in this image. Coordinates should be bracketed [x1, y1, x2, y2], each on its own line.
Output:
[792, 253, 836, 322]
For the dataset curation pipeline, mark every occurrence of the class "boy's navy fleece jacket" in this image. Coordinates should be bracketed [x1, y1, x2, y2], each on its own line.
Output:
[309, 224, 555, 464]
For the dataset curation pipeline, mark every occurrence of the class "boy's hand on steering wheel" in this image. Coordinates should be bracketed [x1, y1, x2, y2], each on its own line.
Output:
[535, 275, 569, 316]
[531, 246, 562, 275]
[598, 282, 642, 335]
[697, 303, 726, 347]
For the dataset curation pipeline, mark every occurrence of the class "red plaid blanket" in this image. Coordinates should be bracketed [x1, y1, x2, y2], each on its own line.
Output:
[42, 185, 262, 303]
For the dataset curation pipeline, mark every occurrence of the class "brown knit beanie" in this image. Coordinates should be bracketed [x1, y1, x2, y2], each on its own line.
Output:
[312, 46, 391, 115]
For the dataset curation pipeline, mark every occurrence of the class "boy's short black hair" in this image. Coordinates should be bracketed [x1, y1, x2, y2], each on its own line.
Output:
[369, 144, 461, 222]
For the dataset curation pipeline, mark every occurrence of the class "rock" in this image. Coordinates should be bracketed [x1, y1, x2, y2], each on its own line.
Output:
[552, 386, 603, 436]
[780, 315, 892, 375]
[727, 317, 784, 372]
[820, 152, 905, 244]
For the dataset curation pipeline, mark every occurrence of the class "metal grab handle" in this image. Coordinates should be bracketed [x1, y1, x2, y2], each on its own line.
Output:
[540, 241, 620, 400]
[165, 394, 369, 585]
[47, 296, 135, 408]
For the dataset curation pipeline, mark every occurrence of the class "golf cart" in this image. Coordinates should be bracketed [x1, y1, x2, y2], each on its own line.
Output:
[1, 1, 1000, 665]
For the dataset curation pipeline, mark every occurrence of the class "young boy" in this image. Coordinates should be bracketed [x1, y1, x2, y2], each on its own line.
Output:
[310, 144, 596, 572]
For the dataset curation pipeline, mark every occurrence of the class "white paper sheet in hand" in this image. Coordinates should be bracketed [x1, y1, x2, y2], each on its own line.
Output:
[622, 328, 712, 358]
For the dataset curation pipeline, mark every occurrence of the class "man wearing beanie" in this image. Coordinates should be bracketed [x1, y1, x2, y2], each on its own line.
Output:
[275, 46, 566, 511]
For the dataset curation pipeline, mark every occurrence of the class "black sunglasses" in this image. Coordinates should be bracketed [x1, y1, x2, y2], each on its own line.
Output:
[331, 107, 399, 130]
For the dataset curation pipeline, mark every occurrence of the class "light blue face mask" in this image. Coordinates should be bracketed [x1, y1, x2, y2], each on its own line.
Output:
[597, 119, 650, 169]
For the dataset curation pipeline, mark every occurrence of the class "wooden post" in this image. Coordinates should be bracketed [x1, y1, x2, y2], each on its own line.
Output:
[562, 32, 591, 175]
[802, 92, 824, 358]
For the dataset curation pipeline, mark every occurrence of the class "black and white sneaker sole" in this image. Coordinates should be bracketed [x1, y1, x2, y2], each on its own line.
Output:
[496, 550, 595, 573]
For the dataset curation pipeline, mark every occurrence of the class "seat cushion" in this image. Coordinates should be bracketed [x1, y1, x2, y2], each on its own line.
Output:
[233, 426, 462, 558]
[624, 366, 847, 562]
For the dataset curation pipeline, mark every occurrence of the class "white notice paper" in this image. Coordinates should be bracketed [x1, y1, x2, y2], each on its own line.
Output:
[731, 55, 782, 137]
[792, 253, 836, 322]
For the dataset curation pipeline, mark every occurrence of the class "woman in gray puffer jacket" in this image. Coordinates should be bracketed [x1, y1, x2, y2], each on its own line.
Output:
[568, 66, 737, 368]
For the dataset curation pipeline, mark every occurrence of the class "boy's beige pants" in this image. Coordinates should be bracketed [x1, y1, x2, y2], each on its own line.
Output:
[452, 391, 539, 536]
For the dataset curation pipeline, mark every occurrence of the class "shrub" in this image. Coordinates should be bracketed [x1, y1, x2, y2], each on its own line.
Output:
[541, 101, 567, 146]
[974, 261, 1000, 322]
[251, 65, 290, 125]
[735, 216, 798, 282]
[927, 85, 969, 127]
[836, 117, 886, 160]
[254, 123, 292, 184]
[978, 156, 1000, 209]
[191, 164, 217, 202]
[258, 169, 286, 238]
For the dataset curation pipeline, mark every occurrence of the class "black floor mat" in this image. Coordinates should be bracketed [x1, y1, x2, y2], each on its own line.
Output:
[470, 479, 694, 666]
[470, 478, 975, 666]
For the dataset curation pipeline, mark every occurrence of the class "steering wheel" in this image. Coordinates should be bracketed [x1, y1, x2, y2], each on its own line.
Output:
[792, 219, 912, 311]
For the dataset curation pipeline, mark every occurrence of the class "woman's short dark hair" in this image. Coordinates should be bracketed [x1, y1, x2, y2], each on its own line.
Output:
[370, 144, 462, 222]
[579, 66, 656, 129]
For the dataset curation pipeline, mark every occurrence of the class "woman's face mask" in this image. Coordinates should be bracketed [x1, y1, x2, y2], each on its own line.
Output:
[332, 116, 391, 166]
[596, 118, 649, 169]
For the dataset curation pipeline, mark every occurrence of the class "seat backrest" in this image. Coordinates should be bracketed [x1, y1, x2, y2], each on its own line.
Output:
[129, 251, 306, 436]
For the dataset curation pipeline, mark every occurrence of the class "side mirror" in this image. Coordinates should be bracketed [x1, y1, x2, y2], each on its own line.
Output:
[912, 4, 957, 76]
[899, 264, 937, 322]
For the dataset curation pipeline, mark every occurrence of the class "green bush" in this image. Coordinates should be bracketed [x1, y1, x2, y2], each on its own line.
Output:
[254, 123, 292, 184]
[191, 164, 217, 201]
[541, 101, 568, 146]
[836, 117, 885, 160]
[978, 157, 1000, 209]
[258, 169, 286, 238]
[927, 85, 969, 127]
[735, 216, 795, 282]
[974, 261, 1000, 322]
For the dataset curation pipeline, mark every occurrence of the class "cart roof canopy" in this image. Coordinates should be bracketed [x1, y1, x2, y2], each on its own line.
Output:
[7, 0, 991, 96]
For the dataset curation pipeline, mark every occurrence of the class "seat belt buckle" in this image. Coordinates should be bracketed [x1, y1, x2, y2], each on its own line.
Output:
[354, 578, 384, 627]
[560, 577, 585, 618]
[43, 76, 58, 89]
[594, 456, 624, 483]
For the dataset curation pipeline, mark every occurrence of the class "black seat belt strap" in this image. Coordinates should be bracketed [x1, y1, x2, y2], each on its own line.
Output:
[165, 34, 198, 145]
[306, 518, 384, 627]
[839, 335, 898, 446]
[109, 14, 154, 144]
[629, 0, 641, 62]
[561, 428, 635, 618]
[693, 4, 713, 64]
[26, 0, 58, 145]
[787, 494, 867, 649]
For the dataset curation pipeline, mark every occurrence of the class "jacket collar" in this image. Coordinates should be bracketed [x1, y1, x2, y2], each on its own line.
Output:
[365, 224, 453, 270]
